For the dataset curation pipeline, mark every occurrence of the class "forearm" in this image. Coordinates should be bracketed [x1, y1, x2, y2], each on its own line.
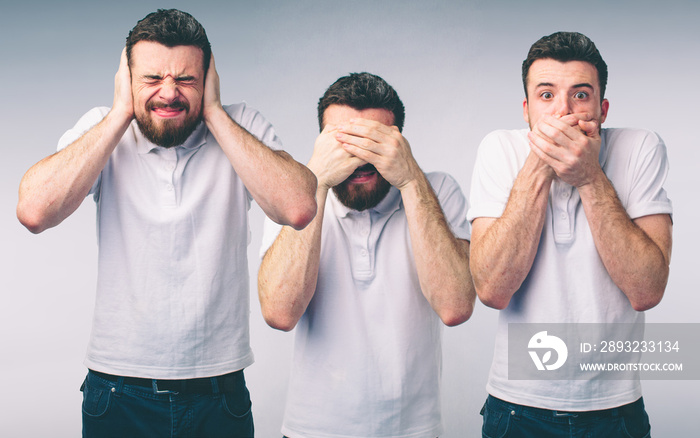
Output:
[17, 109, 131, 233]
[206, 108, 317, 230]
[579, 173, 672, 311]
[400, 173, 474, 326]
[258, 187, 328, 331]
[470, 155, 554, 309]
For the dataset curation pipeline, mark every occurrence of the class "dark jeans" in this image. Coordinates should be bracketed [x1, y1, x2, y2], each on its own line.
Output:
[81, 369, 254, 438]
[481, 395, 651, 438]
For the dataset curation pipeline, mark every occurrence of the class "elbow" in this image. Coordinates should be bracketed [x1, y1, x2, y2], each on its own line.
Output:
[283, 171, 318, 231]
[285, 200, 317, 231]
[626, 269, 669, 312]
[261, 310, 298, 332]
[436, 284, 476, 327]
[16, 203, 49, 234]
[472, 271, 512, 310]
[475, 285, 511, 310]
[440, 304, 474, 327]
[629, 290, 665, 312]
[258, 284, 303, 332]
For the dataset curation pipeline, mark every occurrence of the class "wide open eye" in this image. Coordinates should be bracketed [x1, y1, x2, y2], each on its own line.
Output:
[574, 91, 589, 99]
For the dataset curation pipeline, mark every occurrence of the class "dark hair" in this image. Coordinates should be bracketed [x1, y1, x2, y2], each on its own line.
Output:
[522, 31, 608, 99]
[126, 9, 211, 72]
[317, 72, 405, 132]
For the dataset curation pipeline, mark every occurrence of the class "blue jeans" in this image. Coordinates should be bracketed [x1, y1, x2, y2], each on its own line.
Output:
[81, 369, 254, 438]
[481, 395, 651, 438]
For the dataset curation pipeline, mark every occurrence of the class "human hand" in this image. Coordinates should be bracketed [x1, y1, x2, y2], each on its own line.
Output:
[528, 113, 603, 187]
[203, 53, 223, 121]
[307, 124, 366, 190]
[335, 119, 421, 190]
[113, 48, 134, 121]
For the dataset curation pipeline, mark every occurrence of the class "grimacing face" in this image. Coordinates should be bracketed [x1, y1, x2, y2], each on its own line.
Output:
[323, 105, 394, 211]
[130, 41, 205, 147]
[524, 59, 609, 129]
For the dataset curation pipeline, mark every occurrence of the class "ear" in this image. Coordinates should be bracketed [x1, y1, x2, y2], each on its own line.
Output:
[600, 99, 609, 124]
[523, 98, 530, 125]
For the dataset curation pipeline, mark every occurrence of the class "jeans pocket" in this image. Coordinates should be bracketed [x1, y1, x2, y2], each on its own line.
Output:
[220, 389, 252, 419]
[481, 400, 511, 438]
[81, 377, 113, 418]
[620, 398, 651, 438]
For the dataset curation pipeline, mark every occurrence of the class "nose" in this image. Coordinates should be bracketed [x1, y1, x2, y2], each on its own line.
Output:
[552, 95, 572, 116]
[158, 80, 180, 102]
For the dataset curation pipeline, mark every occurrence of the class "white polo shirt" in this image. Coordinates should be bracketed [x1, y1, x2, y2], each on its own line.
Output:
[261, 172, 470, 438]
[468, 128, 673, 411]
[58, 103, 282, 379]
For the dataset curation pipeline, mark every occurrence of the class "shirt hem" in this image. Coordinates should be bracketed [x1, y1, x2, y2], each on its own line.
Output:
[84, 352, 255, 379]
[486, 382, 642, 412]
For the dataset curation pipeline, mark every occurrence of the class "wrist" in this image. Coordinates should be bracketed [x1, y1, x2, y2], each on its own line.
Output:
[107, 105, 134, 129]
[203, 104, 226, 125]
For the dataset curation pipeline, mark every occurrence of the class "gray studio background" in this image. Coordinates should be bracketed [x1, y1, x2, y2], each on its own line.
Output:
[2, 0, 698, 436]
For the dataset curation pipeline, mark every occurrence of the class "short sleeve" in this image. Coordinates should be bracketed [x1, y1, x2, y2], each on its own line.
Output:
[57, 107, 110, 198]
[225, 103, 284, 203]
[467, 130, 528, 223]
[225, 102, 283, 151]
[625, 131, 673, 220]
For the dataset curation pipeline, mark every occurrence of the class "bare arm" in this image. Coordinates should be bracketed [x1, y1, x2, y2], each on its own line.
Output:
[470, 151, 555, 309]
[579, 180, 672, 310]
[530, 115, 672, 310]
[399, 176, 474, 326]
[258, 126, 364, 331]
[337, 119, 474, 325]
[17, 49, 134, 233]
[203, 55, 317, 230]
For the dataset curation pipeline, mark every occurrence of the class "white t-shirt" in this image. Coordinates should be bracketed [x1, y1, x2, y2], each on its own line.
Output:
[261, 172, 470, 438]
[468, 128, 672, 410]
[58, 103, 282, 379]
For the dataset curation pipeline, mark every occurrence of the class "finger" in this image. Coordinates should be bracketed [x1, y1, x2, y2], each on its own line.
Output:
[529, 140, 562, 173]
[335, 131, 381, 154]
[528, 130, 568, 163]
[347, 118, 396, 134]
[120, 47, 128, 66]
[341, 142, 381, 164]
[556, 113, 592, 127]
[321, 123, 338, 134]
[338, 119, 393, 143]
[578, 119, 599, 137]
[208, 52, 216, 73]
[534, 117, 582, 146]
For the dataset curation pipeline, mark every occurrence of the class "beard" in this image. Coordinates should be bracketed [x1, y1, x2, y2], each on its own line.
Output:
[136, 100, 202, 148]
[332, 164, 392, 211]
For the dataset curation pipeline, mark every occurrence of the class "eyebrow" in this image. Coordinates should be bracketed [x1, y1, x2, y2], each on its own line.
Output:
[141, 74, 197, 81]
[535, 82, 594, 89]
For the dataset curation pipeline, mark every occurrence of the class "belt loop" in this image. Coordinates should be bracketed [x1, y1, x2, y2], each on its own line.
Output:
[152, 379, 172, 394]
[115, 376, 125, 395]
[210, 376, 221, 394]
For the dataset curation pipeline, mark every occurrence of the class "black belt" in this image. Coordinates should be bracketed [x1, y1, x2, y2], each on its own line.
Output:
[488, 395, 643, 419]
[91, 369, 243, 394]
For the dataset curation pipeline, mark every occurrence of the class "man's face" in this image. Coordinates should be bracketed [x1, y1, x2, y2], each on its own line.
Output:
[323, 105, 394, 211]
[130, 41, 205, 147]
[524, 59, 609, 129]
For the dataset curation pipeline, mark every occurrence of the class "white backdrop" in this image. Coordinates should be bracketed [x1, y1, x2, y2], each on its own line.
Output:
[2, 0, 698, 436]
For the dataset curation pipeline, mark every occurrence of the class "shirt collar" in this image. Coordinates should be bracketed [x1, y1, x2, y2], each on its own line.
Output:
[135, 120, 208, 154]
[329, 185, 402, 219]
